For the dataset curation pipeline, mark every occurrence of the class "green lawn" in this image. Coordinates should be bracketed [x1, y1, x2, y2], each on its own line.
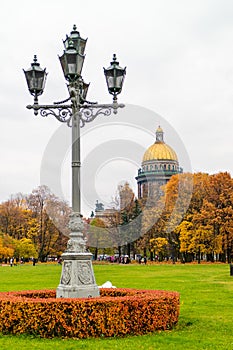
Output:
[0, 262, 233, 349]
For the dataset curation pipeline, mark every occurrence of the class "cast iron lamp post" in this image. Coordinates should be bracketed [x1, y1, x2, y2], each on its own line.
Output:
[24, 25, 126, 298]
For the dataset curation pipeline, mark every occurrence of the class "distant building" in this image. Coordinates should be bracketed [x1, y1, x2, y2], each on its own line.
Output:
[94, 200, 117, 222]
[136, 126, 183, 199]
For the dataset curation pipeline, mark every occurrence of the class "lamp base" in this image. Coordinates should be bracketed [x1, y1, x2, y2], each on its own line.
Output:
[56, 251, 100, 298]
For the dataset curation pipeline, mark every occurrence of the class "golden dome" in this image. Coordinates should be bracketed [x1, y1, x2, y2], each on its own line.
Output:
[142, 126, 178, 162]
[143, 142, 178, 162]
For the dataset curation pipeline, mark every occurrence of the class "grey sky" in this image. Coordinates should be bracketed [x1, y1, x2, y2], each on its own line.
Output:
[1, 0, 233, 216]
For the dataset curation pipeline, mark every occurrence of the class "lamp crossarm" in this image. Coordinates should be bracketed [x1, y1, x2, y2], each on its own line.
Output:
[26, 102, 125, 128]
[27, 104, 73, 127]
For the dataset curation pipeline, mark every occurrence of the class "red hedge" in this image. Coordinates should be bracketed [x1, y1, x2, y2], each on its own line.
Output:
[0, 289, 179, 338]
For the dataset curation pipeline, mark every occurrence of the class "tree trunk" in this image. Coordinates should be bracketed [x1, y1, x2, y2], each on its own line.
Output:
[150, 250, 153, 261]
[127, 243, 131, 257]
[94, 247, 98, 260]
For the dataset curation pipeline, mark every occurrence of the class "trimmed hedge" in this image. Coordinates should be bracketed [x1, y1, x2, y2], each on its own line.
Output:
[0, 288, 179, 338]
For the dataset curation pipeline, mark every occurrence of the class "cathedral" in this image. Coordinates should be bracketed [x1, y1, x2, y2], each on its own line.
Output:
[95, 125, 182, 216]
[136, 126, 182, 199]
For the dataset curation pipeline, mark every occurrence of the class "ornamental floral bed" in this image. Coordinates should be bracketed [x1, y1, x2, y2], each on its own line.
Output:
[0, 288, 179, 338]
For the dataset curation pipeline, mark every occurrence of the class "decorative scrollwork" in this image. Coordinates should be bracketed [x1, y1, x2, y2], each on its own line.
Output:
[27, 102, 125, 128]
[39, 106, 73, 127]
[79, 103, 125, 127]
[79, 106, 111, 127]
[27, 104, 72, 126]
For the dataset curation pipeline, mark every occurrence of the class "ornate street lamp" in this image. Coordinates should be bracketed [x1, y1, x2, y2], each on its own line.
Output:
[23, 55, 47, 111]
[24, 26, 126, 298]
[59, 40, 85, 82]
[104, 53, 126, 102]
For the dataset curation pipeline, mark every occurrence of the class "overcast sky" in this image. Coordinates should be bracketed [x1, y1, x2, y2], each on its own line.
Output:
[1, 0, 233, 216]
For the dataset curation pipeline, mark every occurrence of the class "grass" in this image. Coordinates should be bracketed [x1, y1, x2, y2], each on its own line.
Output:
[0, 262, 233, 349]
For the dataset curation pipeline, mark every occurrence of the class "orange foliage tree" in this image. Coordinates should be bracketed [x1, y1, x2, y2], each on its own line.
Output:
[0, 186, 70, 262]
[178, 172, 233, 262]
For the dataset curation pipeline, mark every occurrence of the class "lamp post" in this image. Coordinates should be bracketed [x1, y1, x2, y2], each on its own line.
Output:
[24, 25, 126, 298]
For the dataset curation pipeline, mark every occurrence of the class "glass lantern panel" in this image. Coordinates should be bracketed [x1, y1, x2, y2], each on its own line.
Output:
[78, 39, 86, 55]
[76, 55, 84, 75]
[36, 77, 45, 90]
[115, 75, 124, 89]
[26, 71, 44, 92]
[107, 76, 114, 88]
[59, 55, 67, 75]
[25, 71, 33, 88]
[68, 63, 77, 74]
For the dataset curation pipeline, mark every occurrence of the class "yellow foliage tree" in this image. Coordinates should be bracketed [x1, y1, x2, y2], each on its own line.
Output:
[14, 238, 38, 260]
[0, 235, 14, 260]
[150, 237, 168, 260]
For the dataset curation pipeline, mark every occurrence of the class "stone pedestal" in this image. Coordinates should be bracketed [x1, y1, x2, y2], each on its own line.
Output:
[56, 212, 100, 298]
[56, 252, 99, 298]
